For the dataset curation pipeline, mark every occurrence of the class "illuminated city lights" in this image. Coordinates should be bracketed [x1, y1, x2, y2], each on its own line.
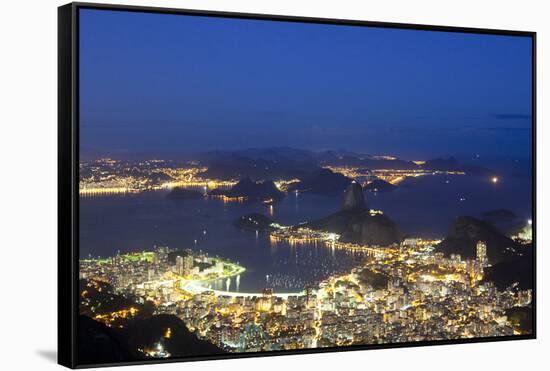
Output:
[80, 240, 531, 355]
[78, 156, 532, 356]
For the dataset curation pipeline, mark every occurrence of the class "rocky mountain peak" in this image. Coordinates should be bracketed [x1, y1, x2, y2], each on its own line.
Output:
[342, 181, 367, 210]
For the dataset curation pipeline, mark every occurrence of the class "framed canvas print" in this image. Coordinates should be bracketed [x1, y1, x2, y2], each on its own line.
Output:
[58, 2, 536, 368]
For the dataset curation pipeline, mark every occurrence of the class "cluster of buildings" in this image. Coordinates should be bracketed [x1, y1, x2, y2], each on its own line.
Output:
[178, 240, 530, 351]
[269, 227, 339, 247]
[324, 165, 465, 186]
[80, 246, 243, 310]
[80, 237, 532, 355]
[79, 158, 233, 195]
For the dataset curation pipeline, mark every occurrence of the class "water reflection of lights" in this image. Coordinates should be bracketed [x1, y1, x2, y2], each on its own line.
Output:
[80, 187, 129, 196]
[210, 195, 247, 203]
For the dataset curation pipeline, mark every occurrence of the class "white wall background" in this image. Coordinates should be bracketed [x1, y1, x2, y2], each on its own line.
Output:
[0, 0, 546, 369]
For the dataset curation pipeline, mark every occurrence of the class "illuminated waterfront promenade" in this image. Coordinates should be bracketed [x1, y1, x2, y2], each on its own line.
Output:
[80, 187, 130, 196]
[180, 280, 305, 298]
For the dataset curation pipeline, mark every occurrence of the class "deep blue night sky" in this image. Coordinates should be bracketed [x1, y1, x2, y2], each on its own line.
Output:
[79, 8, 532, 160]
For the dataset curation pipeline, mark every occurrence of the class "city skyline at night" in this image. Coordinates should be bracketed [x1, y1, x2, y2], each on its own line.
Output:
[76, 6, 534, 366]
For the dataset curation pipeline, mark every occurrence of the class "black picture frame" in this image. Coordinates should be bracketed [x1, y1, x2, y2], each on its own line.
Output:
[58, 2, 537, 368]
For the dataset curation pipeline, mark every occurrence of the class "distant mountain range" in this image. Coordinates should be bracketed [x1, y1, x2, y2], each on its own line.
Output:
[196, 147, 492, 181]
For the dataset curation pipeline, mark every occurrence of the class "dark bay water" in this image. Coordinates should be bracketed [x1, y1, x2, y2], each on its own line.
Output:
[369, 174, 532, 239]
[80, 173, 532, 293]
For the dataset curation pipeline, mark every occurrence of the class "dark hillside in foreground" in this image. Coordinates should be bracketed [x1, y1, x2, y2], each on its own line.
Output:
[124, 314, 225, 358]
[78, 315, 139, 365]
[78, 280, 225, 364]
